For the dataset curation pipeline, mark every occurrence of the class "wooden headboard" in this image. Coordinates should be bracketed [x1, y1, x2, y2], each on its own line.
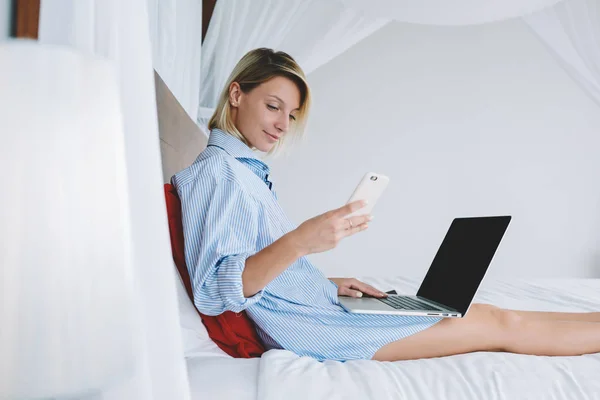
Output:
[154, 71, 208, 183]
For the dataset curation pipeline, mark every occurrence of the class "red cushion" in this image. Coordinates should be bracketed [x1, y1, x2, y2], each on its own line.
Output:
[164, 183, 266, 358]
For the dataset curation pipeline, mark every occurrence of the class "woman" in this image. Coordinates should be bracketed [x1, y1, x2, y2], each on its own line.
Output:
[173, 48, 600, 362]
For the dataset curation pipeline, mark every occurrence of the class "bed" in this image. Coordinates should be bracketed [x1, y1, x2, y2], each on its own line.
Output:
[256, 276, 600, 400]
[155, 71, 600, 400]
[177, 272, 600, 400]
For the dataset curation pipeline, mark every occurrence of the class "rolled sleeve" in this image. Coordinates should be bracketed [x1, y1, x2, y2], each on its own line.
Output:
[178, 174, 263, 316]
[214, 254, 264, 313]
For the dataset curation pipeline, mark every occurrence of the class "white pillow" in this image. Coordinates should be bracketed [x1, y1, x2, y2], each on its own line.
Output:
[173, 265, 229, 358]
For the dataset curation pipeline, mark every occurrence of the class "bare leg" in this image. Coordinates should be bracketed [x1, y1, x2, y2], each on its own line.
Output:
[511, 310, 600, 323]
[372, 303, 600, 361]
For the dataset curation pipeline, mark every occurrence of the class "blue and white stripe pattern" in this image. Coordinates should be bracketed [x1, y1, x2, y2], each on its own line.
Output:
[172, 129, 442, 361]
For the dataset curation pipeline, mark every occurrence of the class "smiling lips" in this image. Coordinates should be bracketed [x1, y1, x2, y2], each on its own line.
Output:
[264, 130, 280, 141]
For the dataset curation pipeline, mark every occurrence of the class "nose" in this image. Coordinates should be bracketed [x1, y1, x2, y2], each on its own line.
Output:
[274, 112, 290, 134]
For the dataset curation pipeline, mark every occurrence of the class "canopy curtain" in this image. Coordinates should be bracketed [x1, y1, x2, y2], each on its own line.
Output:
[524, 0, 600, 106]
[197, 0, 388, 132]
[195, 0, 581, 134]
[38, 0, 191, 398]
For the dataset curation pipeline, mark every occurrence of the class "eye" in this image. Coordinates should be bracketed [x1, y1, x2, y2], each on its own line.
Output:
[267, 104, 279, 111]
[289, 115, 297, 121]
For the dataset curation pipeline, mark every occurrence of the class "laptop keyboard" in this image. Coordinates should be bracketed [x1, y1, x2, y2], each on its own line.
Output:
[377, 296, 445, 311]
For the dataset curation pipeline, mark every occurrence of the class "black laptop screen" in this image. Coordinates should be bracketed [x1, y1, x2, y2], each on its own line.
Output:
[416, 216, 511, 315]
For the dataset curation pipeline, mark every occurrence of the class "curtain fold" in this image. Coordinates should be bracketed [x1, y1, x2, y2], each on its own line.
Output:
[524, 0, 600, 106]
[147, 0, 203, 121]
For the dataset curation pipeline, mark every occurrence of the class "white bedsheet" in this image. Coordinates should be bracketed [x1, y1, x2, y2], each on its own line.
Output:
[256, 276, 600, 400]
[186, 355, 259, 400]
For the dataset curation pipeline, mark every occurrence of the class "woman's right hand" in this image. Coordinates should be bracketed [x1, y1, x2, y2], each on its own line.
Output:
[288, 200, 372, 256]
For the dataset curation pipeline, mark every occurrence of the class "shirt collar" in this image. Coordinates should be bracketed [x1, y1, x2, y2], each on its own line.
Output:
[208, 128, 270, 172]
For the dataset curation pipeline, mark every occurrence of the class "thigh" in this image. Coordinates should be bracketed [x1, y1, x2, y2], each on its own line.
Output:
[372, 303, 514, 361]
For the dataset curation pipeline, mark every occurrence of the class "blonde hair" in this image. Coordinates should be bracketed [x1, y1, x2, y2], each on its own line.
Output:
[208, 48, 311, 155]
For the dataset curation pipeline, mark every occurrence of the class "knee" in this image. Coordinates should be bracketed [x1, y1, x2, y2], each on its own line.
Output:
[468, 304, 523, 352]
[491, 307, 523, 332]
[471, 303, 523, 332]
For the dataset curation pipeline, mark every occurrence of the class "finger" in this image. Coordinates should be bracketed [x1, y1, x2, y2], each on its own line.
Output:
[340, 222, 369, 238]
[339, 287, 363, 298]
[347, 214, 373, 228]
[334, 200, 368, 218]
[352, 282, 387, 298]
[339, 217, 360, 231]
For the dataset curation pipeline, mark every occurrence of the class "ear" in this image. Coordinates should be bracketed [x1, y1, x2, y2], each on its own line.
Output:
[229, 82, 242, 107]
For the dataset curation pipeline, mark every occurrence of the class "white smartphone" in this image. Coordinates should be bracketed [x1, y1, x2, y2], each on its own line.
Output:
[345, 172, 390, 218]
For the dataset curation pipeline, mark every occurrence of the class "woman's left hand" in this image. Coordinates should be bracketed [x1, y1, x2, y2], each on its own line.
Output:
[329, 277, 388, 298]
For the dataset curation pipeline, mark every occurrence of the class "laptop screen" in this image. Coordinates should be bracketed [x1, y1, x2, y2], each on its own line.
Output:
[416, 216, 511, 315]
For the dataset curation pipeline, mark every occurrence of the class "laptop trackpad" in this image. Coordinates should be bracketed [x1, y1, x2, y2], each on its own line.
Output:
[338, 296, 394, 312]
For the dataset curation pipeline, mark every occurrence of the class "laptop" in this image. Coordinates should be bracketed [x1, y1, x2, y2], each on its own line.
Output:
[339, 216, 511, 318]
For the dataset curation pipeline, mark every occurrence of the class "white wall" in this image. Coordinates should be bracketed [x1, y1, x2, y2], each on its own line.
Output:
[0, 0, 11, 40]
[269, 19, 600, 280]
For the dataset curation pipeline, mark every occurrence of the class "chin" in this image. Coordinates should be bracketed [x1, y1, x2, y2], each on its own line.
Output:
[255, 142, 275, 153]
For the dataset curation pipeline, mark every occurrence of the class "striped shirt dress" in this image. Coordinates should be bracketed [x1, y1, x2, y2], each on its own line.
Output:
[172, 128, 442, 361]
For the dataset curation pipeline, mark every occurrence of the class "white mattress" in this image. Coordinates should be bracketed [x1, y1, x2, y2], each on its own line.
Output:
[253, 276, 600, 400]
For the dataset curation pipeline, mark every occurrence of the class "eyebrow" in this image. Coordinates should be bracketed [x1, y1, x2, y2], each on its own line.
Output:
[268, 95, 300, 111]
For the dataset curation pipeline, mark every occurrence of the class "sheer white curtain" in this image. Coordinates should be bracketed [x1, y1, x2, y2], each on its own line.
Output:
[147, 0, 203, 121]
[524, 0, 600, 106]
[38, 0, 190, 398]
[197, 0, 388, 130]
[196, 0, 577, 132]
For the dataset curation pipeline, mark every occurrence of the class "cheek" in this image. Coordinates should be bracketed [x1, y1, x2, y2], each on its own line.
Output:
[241, 102, 277, 136]
[259, 105, 274, 123]
[238, 104, 261, 129]
[254, 107, 278, 130]
[241, 105, 269, 139]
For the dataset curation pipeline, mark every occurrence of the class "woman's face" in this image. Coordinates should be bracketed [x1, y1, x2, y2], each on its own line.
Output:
[229, 76, 301, 152]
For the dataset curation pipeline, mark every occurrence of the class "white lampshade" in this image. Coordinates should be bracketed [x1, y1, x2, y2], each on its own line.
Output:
[0, 40, 137, 398]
